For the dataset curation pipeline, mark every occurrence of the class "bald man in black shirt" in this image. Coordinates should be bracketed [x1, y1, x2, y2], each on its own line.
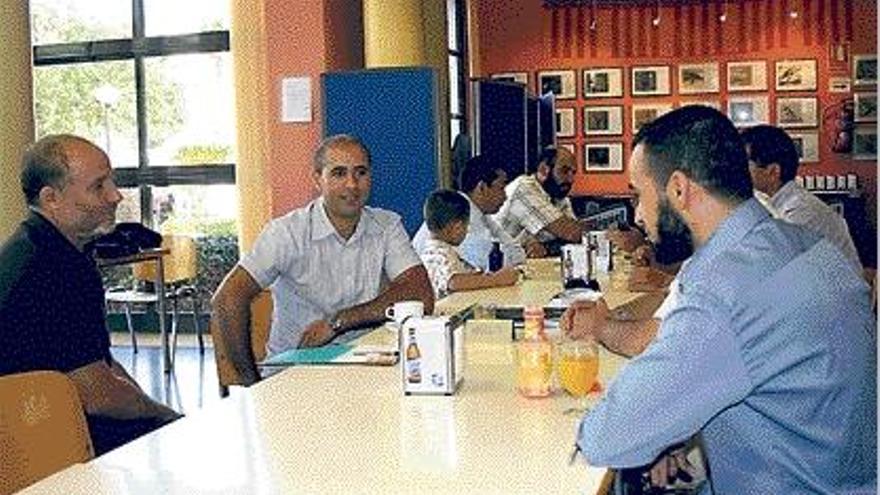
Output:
[0, 135, 180, 454]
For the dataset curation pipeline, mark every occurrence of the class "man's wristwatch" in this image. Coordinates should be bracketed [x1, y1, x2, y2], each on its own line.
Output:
[328, 314, 345, 335]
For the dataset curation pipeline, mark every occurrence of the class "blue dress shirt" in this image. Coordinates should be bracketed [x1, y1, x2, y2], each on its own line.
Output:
[577, 199, 876, 494]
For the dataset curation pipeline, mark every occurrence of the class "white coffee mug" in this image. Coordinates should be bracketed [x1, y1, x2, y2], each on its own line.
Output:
[385, 300, 425, 326]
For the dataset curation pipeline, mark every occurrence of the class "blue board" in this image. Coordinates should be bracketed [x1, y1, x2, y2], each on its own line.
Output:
[323, 67, 440, 236]
[472, 79, 528, 180]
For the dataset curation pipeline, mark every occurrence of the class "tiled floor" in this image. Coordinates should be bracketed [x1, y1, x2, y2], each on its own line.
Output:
[109, 332, 224, 414]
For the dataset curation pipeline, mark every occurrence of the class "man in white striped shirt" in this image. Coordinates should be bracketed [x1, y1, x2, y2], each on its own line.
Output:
[742, 125, 861, 271]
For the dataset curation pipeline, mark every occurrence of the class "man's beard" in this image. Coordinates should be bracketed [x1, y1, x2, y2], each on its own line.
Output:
[652, 197, 694, 265]
[542, 173, 571, 200]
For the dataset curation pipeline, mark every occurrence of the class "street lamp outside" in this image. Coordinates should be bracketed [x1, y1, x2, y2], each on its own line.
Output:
[93, 84, 121, 155]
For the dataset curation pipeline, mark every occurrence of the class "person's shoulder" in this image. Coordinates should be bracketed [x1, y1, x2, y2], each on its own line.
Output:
[362, 206, 404, 231]
[0, 227, 39, 302]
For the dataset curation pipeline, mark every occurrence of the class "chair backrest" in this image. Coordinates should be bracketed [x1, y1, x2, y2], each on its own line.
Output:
[0, 371, 93, 495]
[132, 235, 197, 284]
[211, 290, 272, 391]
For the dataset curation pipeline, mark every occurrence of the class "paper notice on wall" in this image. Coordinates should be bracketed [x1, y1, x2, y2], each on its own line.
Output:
[281, 76, 311, 123]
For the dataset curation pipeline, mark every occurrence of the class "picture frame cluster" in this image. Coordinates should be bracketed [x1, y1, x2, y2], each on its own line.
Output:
[491, 53, 878, 172]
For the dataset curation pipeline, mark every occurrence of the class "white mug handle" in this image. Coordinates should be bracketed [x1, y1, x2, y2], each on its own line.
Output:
[385, 307, 395, 320]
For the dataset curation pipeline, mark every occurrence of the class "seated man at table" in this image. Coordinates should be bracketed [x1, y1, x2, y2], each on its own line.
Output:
[492, 147, 586, 256]
[211, 134, 434, 386]
[0, 134, 181, 455]
[742, 124, 861, 271]
[412, 154, 536, 269]
[571, 106, 876, 493]
[418, 189, 519, 298]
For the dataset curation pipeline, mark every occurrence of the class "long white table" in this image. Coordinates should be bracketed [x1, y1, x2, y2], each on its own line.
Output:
[19, 259, 639, 494]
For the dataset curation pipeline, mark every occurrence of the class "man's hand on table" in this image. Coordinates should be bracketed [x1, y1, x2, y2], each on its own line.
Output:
[298, 320, 336, 348]
[606, 227, 646, 254]
[560, 299, 610, 342]
[628, 266, 674, 292]
[524, 240, 547, 258]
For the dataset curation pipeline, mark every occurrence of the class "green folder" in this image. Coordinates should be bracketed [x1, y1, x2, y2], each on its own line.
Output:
[261, 344, 353, 366]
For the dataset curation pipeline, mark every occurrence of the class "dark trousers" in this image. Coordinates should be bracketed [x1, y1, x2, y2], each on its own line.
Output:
[86, 414, 178, 456]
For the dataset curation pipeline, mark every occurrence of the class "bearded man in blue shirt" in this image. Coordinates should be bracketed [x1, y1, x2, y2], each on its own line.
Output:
[574, 105, 876, 493]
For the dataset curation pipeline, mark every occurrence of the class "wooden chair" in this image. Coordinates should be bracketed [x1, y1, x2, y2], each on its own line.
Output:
[0, 371, 93, 495]
[211, 290, 272, 397]
[106, 235, 203, 359]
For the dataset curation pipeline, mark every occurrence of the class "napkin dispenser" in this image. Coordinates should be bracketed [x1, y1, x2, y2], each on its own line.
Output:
[401, 315, 466, 395]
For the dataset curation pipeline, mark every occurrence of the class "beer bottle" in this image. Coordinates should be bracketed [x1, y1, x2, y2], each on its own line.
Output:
[405, 328, 422, 383]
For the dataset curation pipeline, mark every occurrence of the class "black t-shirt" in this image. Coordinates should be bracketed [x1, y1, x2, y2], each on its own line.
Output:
[0, 212, 111, 375]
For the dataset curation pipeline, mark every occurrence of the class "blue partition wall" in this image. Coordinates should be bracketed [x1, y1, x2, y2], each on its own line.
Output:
[323, 67, 440, 236]
[472, 79, 528, 181]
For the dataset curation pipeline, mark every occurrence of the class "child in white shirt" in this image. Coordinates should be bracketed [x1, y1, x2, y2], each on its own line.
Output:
[420, 189, 519, 298]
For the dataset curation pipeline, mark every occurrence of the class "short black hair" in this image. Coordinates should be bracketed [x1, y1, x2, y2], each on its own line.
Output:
[633, 105, 752, 203]
[459, 155, 505, 194]
[528, 146, 559, 174]
[21, 134, 80, 206]
[740, 125, 800, 184]
[424, 189, 470, 233]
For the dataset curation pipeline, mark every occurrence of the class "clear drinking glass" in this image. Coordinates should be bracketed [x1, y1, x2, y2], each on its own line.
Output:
[557, 339, 599, 397]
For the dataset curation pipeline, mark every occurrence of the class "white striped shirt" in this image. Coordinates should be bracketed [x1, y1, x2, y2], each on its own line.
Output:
[492, 174, 575, 244]
[756, 181, 861, 270]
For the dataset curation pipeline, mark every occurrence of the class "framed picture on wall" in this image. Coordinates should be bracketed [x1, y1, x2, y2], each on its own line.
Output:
[728, 96, 769, 127]
[775, 59, 817, 91]
[680, 100, 721, 110]
[631, 66, 671, 96]
[556, 108, 576, 137]
[853, 126, 878, 160]
[854, 92, 877, 122]
[727, 61, 768, 91]
[853, 55, 877, 86]
[678, 63, 720, 94]
[584, 106, 623, 136]
[583, 67, 623, 98]
[584, 143, 624, 172]
[491, 72, 528, 86]
[632, 103, 674, 133]
[776, 97, 818, 128]
[786, 131, 819, 163]
[538, 70, 576, 99]
[829, 77, 852, 93]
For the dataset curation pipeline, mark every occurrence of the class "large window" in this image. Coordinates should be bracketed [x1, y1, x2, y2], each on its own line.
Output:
[446, 0, 468, 146]
[30, 0, 237, 234]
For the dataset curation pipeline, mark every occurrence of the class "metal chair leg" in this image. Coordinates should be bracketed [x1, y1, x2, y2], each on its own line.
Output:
[124, 302, 137, 353]
[170, 297, 179, 369]
[193, 298, 204, 355]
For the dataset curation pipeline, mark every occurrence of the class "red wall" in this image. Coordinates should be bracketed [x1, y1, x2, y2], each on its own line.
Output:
[264, 0, 364, 217]
[474, 0, 876, 229]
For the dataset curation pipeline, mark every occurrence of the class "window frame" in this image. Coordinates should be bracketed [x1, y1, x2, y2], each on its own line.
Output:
[31, 0, 234, 227]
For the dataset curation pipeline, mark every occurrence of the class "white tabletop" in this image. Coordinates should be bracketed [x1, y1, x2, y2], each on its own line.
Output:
[19, 258, 638, 495]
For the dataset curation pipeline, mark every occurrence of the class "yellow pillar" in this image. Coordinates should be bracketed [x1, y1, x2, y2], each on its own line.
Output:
[0, 0, 33, 241]
[362, 0, 451, 187]
[230, 0, 271, 251]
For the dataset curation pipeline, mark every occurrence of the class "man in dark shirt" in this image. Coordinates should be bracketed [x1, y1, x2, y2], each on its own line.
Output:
[0, 134, 180, 455]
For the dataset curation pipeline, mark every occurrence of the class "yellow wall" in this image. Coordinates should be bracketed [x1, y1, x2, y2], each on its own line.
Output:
[0, 0, 34, 241]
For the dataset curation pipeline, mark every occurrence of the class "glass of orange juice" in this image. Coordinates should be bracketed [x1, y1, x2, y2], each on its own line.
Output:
[557, 339, 599, 397]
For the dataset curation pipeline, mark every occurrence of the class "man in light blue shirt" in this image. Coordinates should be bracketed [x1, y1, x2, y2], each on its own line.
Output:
[212, 135, 435, 386]
[413, 155, 531, 270]
[576, 106, 876, 493]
